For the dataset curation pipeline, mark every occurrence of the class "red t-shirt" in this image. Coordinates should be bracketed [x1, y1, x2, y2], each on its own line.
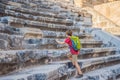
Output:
[64, 37, 79, 55]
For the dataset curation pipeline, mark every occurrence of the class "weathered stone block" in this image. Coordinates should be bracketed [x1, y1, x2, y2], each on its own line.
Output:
[0, 17, 9, 24]
[0, 64, 68, 80]
[8, 35, 23, 49]
[21, 27, 43, 39]
[0, 51, 17, 63]
[0, 33, 9, 41]
[0, 39, 8, 50]
[4, 26, 21, 34]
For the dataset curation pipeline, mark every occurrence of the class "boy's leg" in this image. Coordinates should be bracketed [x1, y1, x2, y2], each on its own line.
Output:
[72, 55, 83, 75]
[74, 61, 83, 74]
[67, 53, 75, 65]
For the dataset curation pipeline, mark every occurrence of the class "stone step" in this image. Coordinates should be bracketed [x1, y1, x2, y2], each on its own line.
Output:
[0, 33, 23, 50]
[0, 2, 88, 21]
[0, 37, 102, 50]
[52, 0, 91, 18]
[82, 17, 92, 26]
[21, 27, 43, 39]
[51, 52, 119, 63]
[1, 9, 73, 25]
[70, 64, 120, 80]
[78, 33, 93, 39]
[42, 30, 91, 39]
[23, 38, 103, 48]
[51, 0, 80, 12]
[81, 40, 103, 48]
[0, 3, 92, 26]
[0, 47, 117, 75]
[37, 47, 116, 61]
[79, 47, 116, 58]
[0, 23, 93, 39]
[42, 30, 69, 38]
[45, 47, 117, 60]
[51, 54, 120, 74]
[117, 77, 120, 80]
[0, 25, 42, 39]
[0, 31, 98, 50]
[22, 0, 75, 13]
[6, 0, 74, 15]
[0, 64, 68, 80]
[0, 3, 77, 19]
[2, 47, 117, 60]
[1, 47, 115, 65]
[1, 54, 120, 79]
[6, 1, 59, 13]
[0, 16, 79, 31]
[0, 23, 69, 37]
[80, 47, 116, 54]
[0, 4, 67, 19]
[8, 0, 60, 9]
[1, 0, 86, 17]
[0, 23, 22, 35]
[0, 49, 69, 75]
[0, 49, 69, 63]
[0, 39, 8, 50]
[1, 1, 60, 13]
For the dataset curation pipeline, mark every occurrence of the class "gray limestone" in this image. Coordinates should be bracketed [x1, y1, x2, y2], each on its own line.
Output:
[0, 0, 120, 80]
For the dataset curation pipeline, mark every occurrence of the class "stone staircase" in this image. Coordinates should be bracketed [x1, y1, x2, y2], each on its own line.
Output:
[0, 0, 120, 80]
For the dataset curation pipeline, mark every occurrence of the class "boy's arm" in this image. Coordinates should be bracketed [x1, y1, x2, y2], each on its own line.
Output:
[55, 39, 65, 44]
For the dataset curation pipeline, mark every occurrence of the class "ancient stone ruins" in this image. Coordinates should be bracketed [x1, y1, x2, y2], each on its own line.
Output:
[0, 0, 120, 80]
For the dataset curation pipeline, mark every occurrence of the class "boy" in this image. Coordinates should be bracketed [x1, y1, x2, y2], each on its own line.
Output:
[56, 30, 83, 78]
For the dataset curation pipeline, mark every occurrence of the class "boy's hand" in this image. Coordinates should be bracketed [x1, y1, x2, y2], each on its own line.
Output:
[55, 39, 65, 44]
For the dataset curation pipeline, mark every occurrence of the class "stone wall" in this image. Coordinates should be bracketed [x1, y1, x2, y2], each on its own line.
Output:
[94, 1, 120, 35]
[73, 0, 120, 35]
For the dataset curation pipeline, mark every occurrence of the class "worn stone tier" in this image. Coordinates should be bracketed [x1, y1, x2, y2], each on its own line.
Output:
[23, 38, 103, 49]
[0, 3, 66, 19]
[6, 1, 62, 13]
[0, 47, 116, 63]
[0, 47, 117, 75]
[0, 5, 74, 26]
[49, 0, 82, 13]
[0, 1, 92, 22]
[42, 31, 93, 39]
[0, 32, 103, 50]
[0, 64, 68, 80]
[0, 16, 80, 31]
[0, 2, 92, 27]
[71, 64, 120, 80]
[0, 1, 81, 19]
[1, 54, 120, 80]
[50, 54, 120, 79]
[0, 33, 24, 50]
[0, 24, 93, 40]
[3, 9, 73, 25]
[0, 24, 100, 51]
[2, 0, 82, 14]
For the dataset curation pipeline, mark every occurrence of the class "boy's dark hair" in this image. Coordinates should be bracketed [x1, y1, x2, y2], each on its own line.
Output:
[66, 30, 72, 36]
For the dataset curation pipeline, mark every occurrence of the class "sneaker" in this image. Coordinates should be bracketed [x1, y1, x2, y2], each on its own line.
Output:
[75, 74, 83, 78]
